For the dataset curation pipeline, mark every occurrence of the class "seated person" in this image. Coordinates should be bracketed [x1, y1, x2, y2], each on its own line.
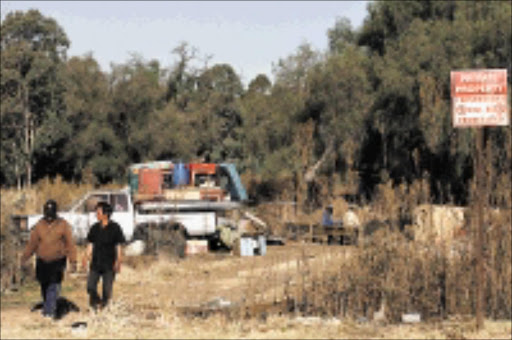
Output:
[322, 205, 334, 227]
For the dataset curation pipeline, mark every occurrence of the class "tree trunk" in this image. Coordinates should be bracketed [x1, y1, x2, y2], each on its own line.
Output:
[15, 158, 21, 191]
[304, 140, 334, 183]
[22, 81, 32, 189]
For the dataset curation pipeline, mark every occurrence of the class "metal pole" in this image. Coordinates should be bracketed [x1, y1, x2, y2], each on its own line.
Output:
[475, 128, 485, 330]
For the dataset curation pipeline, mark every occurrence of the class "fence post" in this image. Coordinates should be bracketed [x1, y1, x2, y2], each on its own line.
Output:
[475, 128, 485, 330]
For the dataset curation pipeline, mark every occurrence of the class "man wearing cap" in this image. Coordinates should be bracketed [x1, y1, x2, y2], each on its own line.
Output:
[21, 199, 78, 319]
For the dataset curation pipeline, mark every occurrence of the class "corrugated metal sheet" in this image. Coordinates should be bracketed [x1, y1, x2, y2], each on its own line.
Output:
[189, 163, 217, 175]
[219, 163, 248, 201]
[130, 160, 173, 171]
[138, 168, 163, 195]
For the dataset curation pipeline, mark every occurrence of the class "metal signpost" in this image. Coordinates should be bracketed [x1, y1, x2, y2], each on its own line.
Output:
[450, 69, 509, 330]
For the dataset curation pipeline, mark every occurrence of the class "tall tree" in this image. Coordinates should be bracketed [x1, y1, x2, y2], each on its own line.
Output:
[305, 45, 372, 189]
[166, 41, 199, 110]
[328, 17, 356, 55]
[109, 55, 166, 164]
[1, 9, 69, 188]
[239, 74, 273, 172]
[194, 63, 243, 161]
[62, 54, 112, 182]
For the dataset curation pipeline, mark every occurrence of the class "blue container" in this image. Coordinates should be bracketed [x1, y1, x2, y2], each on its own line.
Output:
[173, 163, 189, 187]
[239, 237, 254, 256]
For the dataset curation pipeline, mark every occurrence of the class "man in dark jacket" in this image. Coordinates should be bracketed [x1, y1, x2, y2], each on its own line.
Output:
[83, 201, 125, 310]
[21, 199, 77, 319]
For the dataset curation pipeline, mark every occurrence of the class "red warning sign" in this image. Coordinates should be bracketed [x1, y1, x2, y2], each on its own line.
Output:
[451, 69, 509, 127]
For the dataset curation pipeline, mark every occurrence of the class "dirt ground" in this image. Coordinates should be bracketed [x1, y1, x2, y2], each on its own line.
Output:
[1, 242, 511, 339]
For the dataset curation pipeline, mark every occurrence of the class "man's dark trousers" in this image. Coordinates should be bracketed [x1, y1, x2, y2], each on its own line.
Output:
[87, 269, 115, 309]
[36, 257, 66, 317]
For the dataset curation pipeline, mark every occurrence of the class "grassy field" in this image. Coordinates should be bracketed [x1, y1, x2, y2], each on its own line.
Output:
[1, 243, 511, 340]
[1, 179, 510, 339]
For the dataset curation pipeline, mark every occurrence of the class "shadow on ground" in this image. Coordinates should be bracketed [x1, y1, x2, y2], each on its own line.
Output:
[30, 296, 80, 320]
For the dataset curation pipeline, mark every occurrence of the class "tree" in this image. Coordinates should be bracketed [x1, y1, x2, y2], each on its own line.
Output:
[328, 17, 356, 55]
[239, 74, 273, 172]
[273, 42, 321, 96]
[109, 55, 166, 164]
[1, 9, 69, 188]
[143, 103, 197, 161]
[75, 120, 127, 185]
[194, 63, 244, 161]
[62, 54, 112, 182]
[236, 44, 323, 202]
[166, 41, 199, 110]
[305, 45, 372, 189]
[247, 74, 271, 95]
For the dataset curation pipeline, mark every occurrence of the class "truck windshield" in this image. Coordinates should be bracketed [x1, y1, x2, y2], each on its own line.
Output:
[77, 194, 108, 213]
[111, 194, 128, 212]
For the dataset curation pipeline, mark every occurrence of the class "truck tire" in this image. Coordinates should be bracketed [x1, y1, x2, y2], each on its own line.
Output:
[169, 225, 187, 258]
[143, 222, 187, 259]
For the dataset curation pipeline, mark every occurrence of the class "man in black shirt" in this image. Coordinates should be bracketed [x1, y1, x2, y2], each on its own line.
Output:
[84, 201, 125, 310]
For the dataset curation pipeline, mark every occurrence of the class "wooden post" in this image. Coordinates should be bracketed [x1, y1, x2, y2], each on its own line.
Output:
[451, 68, 509, 330]
[475, 128, 485, 330]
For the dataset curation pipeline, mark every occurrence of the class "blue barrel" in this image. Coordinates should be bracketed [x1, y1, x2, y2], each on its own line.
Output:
[173, 163, 189, 187]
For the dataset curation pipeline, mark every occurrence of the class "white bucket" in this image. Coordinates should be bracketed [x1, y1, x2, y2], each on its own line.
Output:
[239, 237, 254, 256]
[124, 240, 145, 257]
[402, 313, 421, 323]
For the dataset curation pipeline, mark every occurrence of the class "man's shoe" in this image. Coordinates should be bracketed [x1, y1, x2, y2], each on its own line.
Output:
[42, 312, 56, 320]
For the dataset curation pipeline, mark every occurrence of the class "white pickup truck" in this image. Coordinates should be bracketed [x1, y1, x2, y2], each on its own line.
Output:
[12, 187, 264, 257]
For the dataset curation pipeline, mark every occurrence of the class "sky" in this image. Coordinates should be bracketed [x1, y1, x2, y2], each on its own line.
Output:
[1, 1, 369, 86]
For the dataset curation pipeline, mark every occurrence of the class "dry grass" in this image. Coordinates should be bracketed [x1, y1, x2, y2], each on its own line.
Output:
[3, 236, 508, 340]
[1, 161, 511, 339]
[248, 173, 511, 332]
[2, 244, 511, 339]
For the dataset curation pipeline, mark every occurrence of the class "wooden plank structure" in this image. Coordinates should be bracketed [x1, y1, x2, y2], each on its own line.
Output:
[285, 223, 358, 245]
[308, 224, 358, 245]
